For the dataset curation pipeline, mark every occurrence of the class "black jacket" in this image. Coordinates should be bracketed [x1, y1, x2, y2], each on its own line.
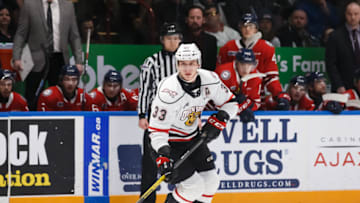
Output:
[326, 25, 359, 92]
[183, 29, 217, 71]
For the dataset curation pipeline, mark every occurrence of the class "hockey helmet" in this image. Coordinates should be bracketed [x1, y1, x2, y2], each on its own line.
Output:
[160, 22, 182, 37]
[59, 65, 80, 80]
[104, 70, 123, 84]
[240, 13, 258, 27]
[175, 43, 202, 66]
[305, 71, 325, 85]
[235, 49, 256, 64]
[0, 69, 15, 82]
[289, 75, 306, 87]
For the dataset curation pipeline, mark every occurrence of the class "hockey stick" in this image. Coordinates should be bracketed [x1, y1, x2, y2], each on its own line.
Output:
[81, 28, 91, 110]
[32, 44, 51, 109]
[136, 135, 206, 203]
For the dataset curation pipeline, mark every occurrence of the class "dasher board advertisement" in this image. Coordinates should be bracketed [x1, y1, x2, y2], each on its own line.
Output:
[109, 114, 360, 195]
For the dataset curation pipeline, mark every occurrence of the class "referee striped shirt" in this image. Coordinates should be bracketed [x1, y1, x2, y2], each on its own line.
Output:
[138, 50, 178, 118]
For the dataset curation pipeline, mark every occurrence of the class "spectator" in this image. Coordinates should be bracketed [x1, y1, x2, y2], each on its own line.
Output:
[217, 13, 291, 110]
[277, 9, 320, 47]
[326, 1, 360, 93]
[80, 18, 100, 43]
[12, 0, 83, 110]
[198, 0, 230, 26]
[258, 11, 281, 47]
[203, 4, 241, 47]
[37, 65, 93, 111]
[90, 70, 138, 111]
[0, 6, 14, 42]
[265, 75, 314, 110]
[152, 0, 189, 29]
[296, 0, 339, 40]
[224, 0, 292, 31]
[321, 27, 334, 45]
[0, 69, 28, 111]
[138, 22, 182, 203]
[215, 48, 262, 122]
[183, 5, 217, 71]
[305, 71, 343, 114]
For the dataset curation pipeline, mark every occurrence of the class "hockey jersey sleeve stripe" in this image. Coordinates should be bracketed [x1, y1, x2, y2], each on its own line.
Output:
[216, 94, 235, 108]
[169, 128, 189, 135]
[175, 188, 193, 203]
[202, 194, 214, 198]
[265, 71, 279, 76]
[265, 77, 280, 86]
[168, 137, 196, 142]
[148, 126, 170, 133]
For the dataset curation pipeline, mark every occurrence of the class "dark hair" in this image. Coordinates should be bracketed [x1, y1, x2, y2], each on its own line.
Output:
[204, 4, 218, 13]
[186, 5, 205, 17]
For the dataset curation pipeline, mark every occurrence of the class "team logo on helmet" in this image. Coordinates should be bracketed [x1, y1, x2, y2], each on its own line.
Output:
[175, 43, 202, 66]
[220, 70, 231, 80]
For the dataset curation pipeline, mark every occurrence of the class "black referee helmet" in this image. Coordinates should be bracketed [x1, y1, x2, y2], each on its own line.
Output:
[160, 22, 182, 37]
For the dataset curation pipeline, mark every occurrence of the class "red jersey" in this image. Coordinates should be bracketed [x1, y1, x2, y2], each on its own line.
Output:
[344, 89, 360, 110]
[215, 61, 263, 111]
[217, 33, 283, 97]
[90, 87, 138, 111]
[264, 93, 315, 111]
[0, 92, 29, 112]
[37, 86, 93, 111]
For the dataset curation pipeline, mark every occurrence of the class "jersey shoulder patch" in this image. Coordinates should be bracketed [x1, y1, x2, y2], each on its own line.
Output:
[265, 40, 274, 47]
[89, 91, 97, 99]
[42, 88, 53, 97]
[198, 69, 220, 86]
[157, 74, 184, 104]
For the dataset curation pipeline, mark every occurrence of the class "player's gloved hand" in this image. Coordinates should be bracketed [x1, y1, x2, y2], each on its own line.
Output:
[276, 92, 291, 110]
[202, 110, 229, 143]
[325, 101, 343, 114]
[156, 145, 174, 183]
[239, 108, 255, 123]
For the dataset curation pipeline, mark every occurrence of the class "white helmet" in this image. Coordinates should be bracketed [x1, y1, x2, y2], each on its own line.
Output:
[175, 43, 202, 67]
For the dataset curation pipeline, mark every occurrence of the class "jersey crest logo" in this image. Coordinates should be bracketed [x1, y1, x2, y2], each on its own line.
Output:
[220, 70, 231, 80]
[57, 102, 64, 107]
[227, 51, 238, 56]
[185, 111, 201, 126]
[181, 106, 204, 126]
[162, 88, 178, 98]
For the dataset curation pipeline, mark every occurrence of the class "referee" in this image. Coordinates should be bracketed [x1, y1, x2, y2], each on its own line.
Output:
[138, 22, 182, 203]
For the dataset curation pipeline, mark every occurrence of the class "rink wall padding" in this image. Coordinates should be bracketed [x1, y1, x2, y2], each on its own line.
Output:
[0, 111, 359, 203]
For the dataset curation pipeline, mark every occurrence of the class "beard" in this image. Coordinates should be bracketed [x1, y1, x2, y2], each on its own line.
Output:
[189, 22, 202, 32]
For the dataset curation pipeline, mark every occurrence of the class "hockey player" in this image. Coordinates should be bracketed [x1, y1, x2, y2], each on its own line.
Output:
[37, 65, 93, 111]
[90, 70, 138, 111]
[265, 75, 315, 110]
[148, 43, 238, 203]
[344, 69, 360, 110]
[217, 13, 290, 110]
[215, 48, 263, 122]
[0, 69, 28, 111]
[305, 72, 343, 114]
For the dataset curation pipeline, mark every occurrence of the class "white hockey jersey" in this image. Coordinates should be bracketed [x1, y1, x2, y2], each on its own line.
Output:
[149, 69, 238, 152]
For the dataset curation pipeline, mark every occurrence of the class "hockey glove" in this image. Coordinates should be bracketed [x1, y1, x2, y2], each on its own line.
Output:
[202, 110, 229, 143]
[325, 101, 343, 114]
[239, 108, 255, 123]
[156, 145, 174, 183]
[276, 92, 291, 110]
